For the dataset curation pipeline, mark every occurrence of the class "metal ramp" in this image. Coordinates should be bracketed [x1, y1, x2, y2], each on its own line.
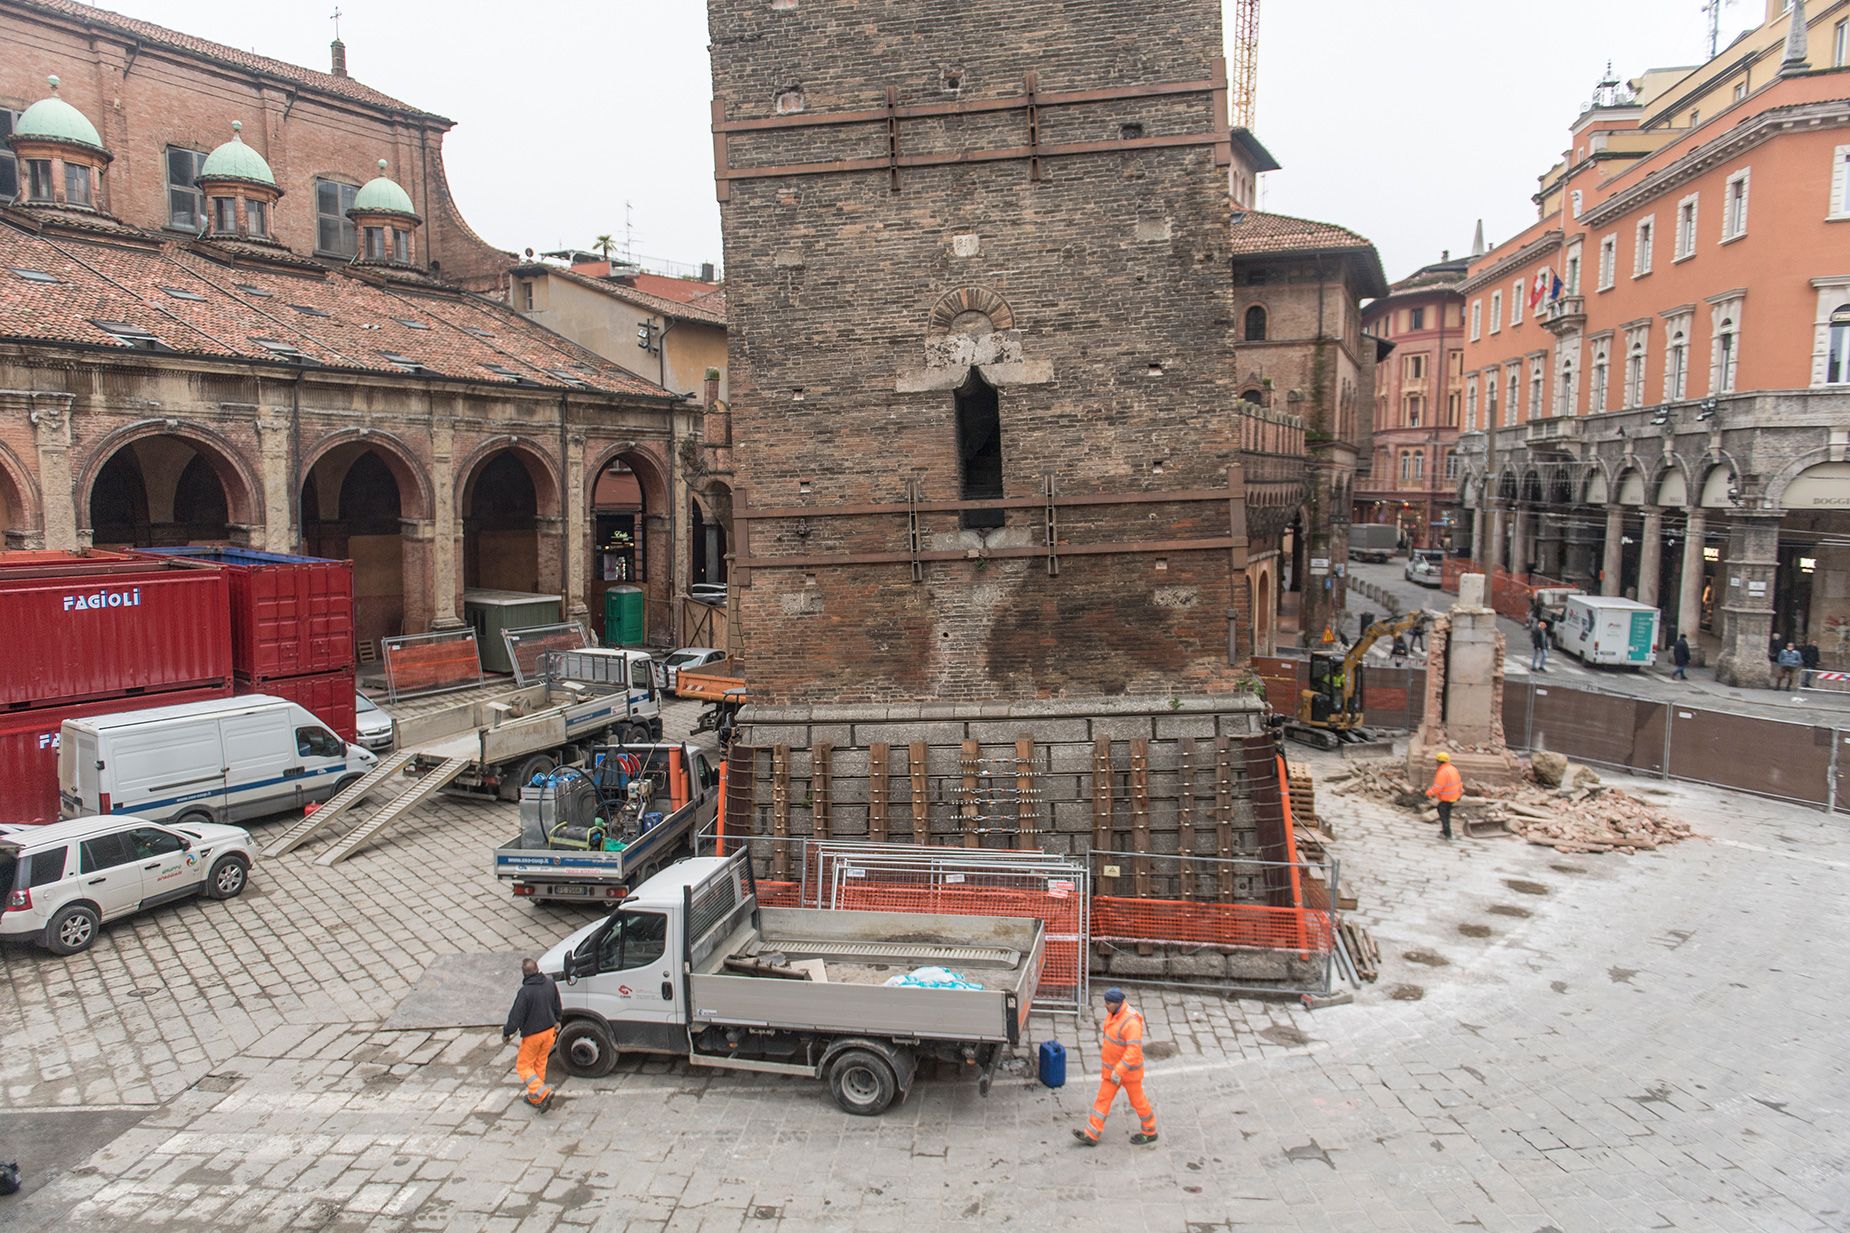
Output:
[264, 752, 415, 856]
[314, 756, 472, 866]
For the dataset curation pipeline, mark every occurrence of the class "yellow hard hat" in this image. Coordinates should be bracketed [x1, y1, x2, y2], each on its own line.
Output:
[1434, 751, 1451, 762]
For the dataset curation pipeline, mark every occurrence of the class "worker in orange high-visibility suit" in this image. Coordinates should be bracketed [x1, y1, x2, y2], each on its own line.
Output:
[503, 958, 562, 1112]
[1426, 750, 1464, 841]
[1072, 987, 1158, 1147]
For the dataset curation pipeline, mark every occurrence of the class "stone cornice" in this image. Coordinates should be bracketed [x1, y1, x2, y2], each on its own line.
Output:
[1462, 230, 1564, 294]
[1582, 98, 1850, 229]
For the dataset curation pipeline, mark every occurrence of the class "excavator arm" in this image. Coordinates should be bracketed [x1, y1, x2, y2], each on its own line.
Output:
[1337, 611, 1424, 706]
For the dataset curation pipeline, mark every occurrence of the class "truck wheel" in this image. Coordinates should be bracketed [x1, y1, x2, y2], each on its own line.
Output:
[501, 755, 557, 802]
[827, 1048, 898, 1116]
[619, 723, 648, 746]
[205, 855, 249, 900]
[44, 903, 101, 955]
[175, 808, 216, 828]
[556, 1019, 618, 1078]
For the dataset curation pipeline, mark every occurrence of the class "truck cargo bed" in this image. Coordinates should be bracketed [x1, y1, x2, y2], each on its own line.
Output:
[688, 906, 1042, 1043]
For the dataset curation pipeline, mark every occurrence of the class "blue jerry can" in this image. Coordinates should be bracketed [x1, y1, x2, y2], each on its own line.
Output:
[1037, 1040, 1066, 1089]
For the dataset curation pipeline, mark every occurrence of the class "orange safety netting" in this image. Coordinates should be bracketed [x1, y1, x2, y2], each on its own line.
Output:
[832, 881, 1084, 998]
[1091, 895, 1334, 954]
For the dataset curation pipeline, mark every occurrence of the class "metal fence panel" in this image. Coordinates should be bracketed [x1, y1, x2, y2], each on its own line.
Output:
[1836, 733, 1850, 815]
[1667, 707, 1832, 807]
[1529, 686, 1668, 775]
[1502, 680, 1533, 750]
[1363, 667, 1425, 731]
[1252, 656, 1304, 717]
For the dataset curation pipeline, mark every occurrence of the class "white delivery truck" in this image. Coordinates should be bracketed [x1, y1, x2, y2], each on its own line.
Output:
[1555, 595, 1660, 668]
[58, 696, 378, 825]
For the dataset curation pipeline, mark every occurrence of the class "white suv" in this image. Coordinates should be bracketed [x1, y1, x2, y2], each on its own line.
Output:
[0, 815, 255, 955]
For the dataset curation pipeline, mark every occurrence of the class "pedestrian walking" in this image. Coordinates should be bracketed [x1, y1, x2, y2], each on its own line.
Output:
[1530, 620, 1550, 672]
[1409, 615, 1427, 653]
[1672, 633, 1692, 681]
[1072, 987, 1157, 1147]
[1775, 642, 1804, 692]
[1426, 751, 1463, 841]
[503, 958, 562, 1112]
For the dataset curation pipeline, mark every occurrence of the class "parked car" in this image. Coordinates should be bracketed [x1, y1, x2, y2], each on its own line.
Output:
[690, 583, 728, 608]
[0, 814, 255, 954]
[659, 647, 727, 694]
[1405, 550, 1444, 587]
[354, 693, 396, 753]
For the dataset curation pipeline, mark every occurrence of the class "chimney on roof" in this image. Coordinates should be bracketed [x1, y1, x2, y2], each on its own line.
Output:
[1442, 249, 1450, 262]
[331, 37, 348, 78]
[1780, 0, 1810, 76]
[700, 262, 716, 282]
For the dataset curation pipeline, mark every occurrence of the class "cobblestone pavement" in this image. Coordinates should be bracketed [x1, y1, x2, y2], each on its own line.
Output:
[3, 718, 1847, 1231]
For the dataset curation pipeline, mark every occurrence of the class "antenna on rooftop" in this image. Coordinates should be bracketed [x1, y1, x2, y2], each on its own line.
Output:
[1701, 0, 1735, 59]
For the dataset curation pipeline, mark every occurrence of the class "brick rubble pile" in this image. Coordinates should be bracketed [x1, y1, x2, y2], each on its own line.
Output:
[1328, 759, 1696, 855]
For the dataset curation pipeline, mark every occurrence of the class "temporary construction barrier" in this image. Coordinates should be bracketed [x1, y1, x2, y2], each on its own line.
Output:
[381, 629, 484, 701]
[0, 552, 232, 711]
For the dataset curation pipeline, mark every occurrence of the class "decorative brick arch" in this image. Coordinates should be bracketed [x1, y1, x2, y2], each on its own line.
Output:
[1648, 455, 1695, 510]
[1766, 446, 1849, 509]
[76, 419, 263, 531]
[301, 428, 435, 520]
[586, 440, 671, 513]
[1580, 456, 1615, 505]
[927, 285, 1015, 335]
[0, 441, 43, 540]
[455, 435, 563, 515]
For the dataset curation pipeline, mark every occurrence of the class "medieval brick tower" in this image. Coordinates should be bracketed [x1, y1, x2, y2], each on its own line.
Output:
[708, 0, 1270, 709]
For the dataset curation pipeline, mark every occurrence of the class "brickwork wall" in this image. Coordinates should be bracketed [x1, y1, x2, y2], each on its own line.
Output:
[0, 4, 510, 290]
[710, 0, 1252, 704]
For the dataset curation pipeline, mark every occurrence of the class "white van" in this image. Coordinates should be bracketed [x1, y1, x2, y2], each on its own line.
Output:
[58, 696, 378, 826]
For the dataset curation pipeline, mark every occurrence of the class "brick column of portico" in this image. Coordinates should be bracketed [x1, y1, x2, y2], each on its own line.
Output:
[1713, 509, 1781, 689]
[1677, 510, 1707, 663]
[1601, 505, 1624, 596]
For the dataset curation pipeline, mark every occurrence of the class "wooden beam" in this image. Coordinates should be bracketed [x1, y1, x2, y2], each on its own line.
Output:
[959, 739, 981, 848]
[711, 76, 1223, 134]
[811, 742, 832, 841]
[770, 744, 790, 881]
[909, 741, 929, 845]
[736, 486, 1232, 522]
[733, 535, 1237, 572]
[1178, 738, 1198, 901]
[1214, 735, 1235, 901]
[1014, 736, 1038, 845]
[868, 743, 889, 843]
[1129, 739, 1151, 900]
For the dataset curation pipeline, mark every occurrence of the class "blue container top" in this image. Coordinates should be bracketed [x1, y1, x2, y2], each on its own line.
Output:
[139, 546, 344, 569]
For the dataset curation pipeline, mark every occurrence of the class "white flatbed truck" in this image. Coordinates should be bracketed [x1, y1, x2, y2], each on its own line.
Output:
[492, 742, 720, 904]
[540, 851, 1045, 1115]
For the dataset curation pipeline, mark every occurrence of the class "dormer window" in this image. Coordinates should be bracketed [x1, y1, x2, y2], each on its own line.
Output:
[364, 226, 386, 260]
[391, 229, 407, 263]
[246, 199, 267, 237]
[212, 196, 237, 234]
[25, 160, 52, 202]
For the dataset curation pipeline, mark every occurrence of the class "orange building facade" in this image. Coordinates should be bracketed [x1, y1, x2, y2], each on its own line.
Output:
[1357, 255, 1469, 549]
[1459, 0, 1850, 685]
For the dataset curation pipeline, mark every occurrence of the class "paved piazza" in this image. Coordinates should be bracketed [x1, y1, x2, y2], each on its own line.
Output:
[3, 709, 1846, 1232]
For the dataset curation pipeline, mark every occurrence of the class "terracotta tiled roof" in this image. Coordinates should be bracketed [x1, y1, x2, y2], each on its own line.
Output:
[631, 272, 722, 304]
[1229, 209, 1388, 298]
[18, 0, 440, 119]
[1229, 210, 1375, 255]
[529, 264, 727, 326]
[0, 211, 674, 399]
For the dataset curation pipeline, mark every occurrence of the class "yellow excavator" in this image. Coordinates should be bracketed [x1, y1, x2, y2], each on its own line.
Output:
[1283, 610, 1424, 750]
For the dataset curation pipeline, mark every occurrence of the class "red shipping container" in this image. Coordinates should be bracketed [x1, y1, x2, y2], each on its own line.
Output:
[0, 684, 233, 824]
[0, 554, 232, 711]
[141, 548, 354, 681]
[235, 668, 357, 742]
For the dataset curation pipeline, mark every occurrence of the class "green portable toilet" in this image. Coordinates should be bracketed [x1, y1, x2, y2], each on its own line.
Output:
[604, 585, 645, 647]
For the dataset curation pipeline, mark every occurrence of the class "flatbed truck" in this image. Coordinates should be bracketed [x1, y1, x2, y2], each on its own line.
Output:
[541, 851, 1045, 1115]
[492, 742, 720, 904]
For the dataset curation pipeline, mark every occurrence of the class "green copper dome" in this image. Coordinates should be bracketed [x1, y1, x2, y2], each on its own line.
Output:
[351, 160, 416, 216]
[199, 122, 276, 187]
[14, 76, 105, 151]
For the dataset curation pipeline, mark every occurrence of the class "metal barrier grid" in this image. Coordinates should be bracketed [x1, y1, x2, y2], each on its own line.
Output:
[824, 851, 1089, 1015]
[1088, 848, 1338, 1000]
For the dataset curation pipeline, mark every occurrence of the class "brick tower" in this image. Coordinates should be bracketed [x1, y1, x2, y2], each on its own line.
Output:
[707, 0, 1273, 709]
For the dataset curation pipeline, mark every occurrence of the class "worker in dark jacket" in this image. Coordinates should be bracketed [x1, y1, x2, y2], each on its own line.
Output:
[504, 958, 563, 1111]
[1672, 634, 1692, 681]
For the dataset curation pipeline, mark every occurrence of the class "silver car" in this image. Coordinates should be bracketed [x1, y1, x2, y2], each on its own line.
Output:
[355, 693, 396, 753]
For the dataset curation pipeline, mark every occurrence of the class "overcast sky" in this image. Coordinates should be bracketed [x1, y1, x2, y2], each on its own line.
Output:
[120, 0, 1755, 284]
